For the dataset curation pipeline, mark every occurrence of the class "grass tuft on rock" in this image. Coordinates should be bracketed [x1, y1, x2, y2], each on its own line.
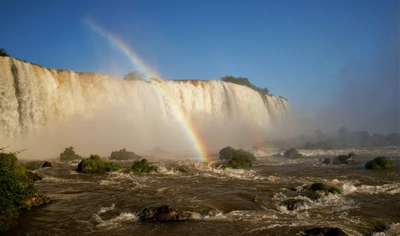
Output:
[130, 159, 157, 174]
[310, 182, 342, 195]
[78, 155, 121, 174]
[219, 146, 256, 169]
[365, 156, 395, 170]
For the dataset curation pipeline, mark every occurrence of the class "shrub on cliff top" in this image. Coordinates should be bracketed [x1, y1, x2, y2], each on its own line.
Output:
[0, 148, 35, 231]
[365, 156, 395, 170]
[130, 159, 157, 174]
[77, 155, 121, 174]
[0, 48, 9, 57]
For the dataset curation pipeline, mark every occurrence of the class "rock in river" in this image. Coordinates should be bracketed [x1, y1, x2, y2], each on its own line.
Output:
[137, 205, 191, 222]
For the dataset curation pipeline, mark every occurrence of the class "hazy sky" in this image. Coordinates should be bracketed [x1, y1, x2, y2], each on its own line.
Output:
[1, 0, 399, 134]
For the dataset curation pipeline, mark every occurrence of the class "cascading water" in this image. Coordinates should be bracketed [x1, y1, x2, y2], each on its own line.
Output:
[0, 57, 290, 158]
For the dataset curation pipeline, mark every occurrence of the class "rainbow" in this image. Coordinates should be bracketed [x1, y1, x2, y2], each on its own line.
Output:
[84, 17, 210, 162]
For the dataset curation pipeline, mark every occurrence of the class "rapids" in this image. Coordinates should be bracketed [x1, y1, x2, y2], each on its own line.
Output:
[7, 147, 400, 236]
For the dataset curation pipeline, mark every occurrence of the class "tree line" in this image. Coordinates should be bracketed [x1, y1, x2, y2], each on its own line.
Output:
[220, 75, 269, 95]
[260, 127, 400, 150]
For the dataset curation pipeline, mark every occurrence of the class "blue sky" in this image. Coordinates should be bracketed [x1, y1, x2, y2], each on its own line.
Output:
[1, 0, 399, 134]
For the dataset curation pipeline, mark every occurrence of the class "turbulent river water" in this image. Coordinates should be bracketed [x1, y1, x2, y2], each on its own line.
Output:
[6, 147, 400, 236]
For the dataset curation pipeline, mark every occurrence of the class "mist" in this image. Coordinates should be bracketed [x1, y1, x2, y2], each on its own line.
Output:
[273, 32, 399, 139]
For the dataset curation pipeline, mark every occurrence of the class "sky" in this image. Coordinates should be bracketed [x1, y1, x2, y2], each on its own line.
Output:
[1, 0, 399, 135]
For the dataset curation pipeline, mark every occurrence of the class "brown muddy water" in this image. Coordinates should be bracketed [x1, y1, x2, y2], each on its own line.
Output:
[6, 148, 400, 236]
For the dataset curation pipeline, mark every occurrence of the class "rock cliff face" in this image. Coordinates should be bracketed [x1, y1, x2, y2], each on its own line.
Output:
[0, 57, 290, 157]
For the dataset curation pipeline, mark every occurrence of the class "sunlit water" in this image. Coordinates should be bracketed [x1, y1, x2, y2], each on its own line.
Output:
[7, 148, 400, 236]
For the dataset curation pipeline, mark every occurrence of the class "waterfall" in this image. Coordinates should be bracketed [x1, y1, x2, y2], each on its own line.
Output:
[0, 57, 290, 158]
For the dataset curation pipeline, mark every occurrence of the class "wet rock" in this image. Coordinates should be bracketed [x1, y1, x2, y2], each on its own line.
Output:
[280, 198, 305, 210]
[24, 192, 51, 207]
[41, 161, 53, 167]
[138, 205, 191, 222]
[332, 153, 357, 165]
[193, 206, 218, 217]
[77, 161, 83, 173]
[303, 227, 348, 236]
[322, 158, 331, 164]
[25, 171, 42, 182]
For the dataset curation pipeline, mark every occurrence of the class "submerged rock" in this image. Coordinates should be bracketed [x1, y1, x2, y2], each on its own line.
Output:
[303, 227, 348, 236]
[280, 198, 305, 210]
[41, 161, 53, 167]
[137, 205, 191, 222]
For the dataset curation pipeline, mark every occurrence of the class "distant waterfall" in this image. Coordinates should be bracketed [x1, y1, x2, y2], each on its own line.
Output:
[0, 57, 290, 157]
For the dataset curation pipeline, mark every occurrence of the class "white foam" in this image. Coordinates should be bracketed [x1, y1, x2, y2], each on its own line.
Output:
[41, 176, 91, 184]
[96, 212, 138, 229]
[342, 182, 358, 194]
[98, 204, 115, 214]
[356, 183, 400, 195]
[157, 166, 180, 175]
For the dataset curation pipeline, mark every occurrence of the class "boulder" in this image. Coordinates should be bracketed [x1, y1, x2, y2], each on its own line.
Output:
[137, 205, 191, 222]
[303, 227, 348, 236]
[41, 161, 53, 167]
[322, 158, 331, 164]
[25, 171, 42, 182]
[332, 153, 356, 165]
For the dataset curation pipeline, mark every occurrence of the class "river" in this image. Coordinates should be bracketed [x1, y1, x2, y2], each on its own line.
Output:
[7, 147, 400, 236]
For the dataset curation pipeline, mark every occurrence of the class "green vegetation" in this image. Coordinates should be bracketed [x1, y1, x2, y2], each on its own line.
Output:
[124, 70, 145, 81]
[0, 48, 9, 57]
[0, 148, 35, 231]
[310, 182, 342, 195]
[221, 76, 270, 95]
[130, 159, 158, 174]
[222, 155, 254, 169]
[283, 148, 303, 158]
[110, 148, 141, 160]
[60, 147, 82, 161]
[219, 146, 256, 169]
[219, 146, 256, 161]
[365, 156, 395, 170]
[78, 155, 122, 174]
